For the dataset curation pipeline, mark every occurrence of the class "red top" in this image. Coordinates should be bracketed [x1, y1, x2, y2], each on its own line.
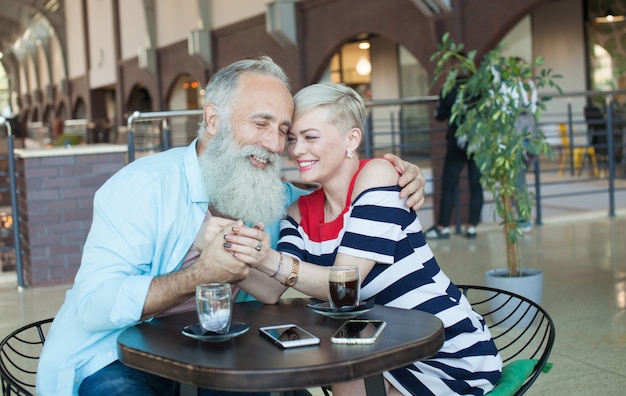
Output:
[297, 159, 371, 243]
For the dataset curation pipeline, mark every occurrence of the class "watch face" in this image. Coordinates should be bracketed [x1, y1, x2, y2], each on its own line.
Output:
[286, 275, 297, 286]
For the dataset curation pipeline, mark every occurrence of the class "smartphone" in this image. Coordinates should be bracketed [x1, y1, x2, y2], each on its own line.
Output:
[259, 324, 321, 349]
[330, 319, 387, 345]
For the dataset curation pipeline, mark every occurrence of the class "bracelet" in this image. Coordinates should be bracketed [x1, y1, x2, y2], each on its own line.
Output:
[271, 252, 283, 279]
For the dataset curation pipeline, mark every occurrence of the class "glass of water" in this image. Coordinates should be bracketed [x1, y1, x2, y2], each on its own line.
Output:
[196, 283, 232, 334]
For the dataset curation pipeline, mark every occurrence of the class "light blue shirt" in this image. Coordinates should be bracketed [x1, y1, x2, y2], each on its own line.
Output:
[36, 140, 309, 395]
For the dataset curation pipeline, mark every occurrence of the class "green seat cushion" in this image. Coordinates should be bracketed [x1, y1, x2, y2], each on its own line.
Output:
[487, 359, 552, 396]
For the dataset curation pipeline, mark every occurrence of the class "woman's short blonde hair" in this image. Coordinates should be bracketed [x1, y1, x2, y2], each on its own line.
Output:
[293, 82, 367, 134]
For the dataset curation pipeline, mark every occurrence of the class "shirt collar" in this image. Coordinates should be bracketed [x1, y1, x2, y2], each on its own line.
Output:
[184, 138, 209, 204]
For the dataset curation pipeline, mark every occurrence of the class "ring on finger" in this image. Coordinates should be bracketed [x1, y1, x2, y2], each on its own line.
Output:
[255, 240, 262, 251]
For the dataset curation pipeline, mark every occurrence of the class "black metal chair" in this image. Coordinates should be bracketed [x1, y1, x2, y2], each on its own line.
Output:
[456, 285, 555, 396]
[0, 318, 54, 395]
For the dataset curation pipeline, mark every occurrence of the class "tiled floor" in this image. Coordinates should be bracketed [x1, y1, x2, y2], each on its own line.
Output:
[1, 210, 626, 395]
[429, 211, 626, 395]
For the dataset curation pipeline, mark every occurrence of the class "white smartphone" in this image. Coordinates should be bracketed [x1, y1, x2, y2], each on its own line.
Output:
[330, 319, 387, 345]
[259, 324, 321, 349]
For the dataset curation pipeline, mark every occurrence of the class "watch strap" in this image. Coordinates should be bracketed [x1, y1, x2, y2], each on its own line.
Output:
[285, 256, 300, 286]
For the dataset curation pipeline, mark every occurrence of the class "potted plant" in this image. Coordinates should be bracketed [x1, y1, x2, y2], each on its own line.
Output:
[431, 34, 561, 305]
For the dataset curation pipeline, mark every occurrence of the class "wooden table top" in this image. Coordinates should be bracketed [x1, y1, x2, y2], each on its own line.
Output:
[117, 298, 444, 392]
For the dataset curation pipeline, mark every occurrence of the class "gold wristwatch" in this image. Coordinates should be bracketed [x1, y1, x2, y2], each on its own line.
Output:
[284, 257, 300, 286]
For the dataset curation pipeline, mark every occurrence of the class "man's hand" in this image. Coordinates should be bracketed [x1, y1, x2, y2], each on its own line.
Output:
[193, 224, 251, 284]
[141, 222, 249, 320]
[383, 153, 426, 211]
[194, 216, 237, 253]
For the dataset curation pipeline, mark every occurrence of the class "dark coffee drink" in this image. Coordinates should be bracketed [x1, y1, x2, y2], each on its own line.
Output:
[328, 266, 360, 310]
[329, 279, 359, 308]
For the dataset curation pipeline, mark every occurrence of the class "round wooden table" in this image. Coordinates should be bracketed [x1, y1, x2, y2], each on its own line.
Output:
[117, 298, 444, 394]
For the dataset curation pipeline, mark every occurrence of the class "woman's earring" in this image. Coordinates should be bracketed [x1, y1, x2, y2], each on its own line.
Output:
[346, 150, 354, 159]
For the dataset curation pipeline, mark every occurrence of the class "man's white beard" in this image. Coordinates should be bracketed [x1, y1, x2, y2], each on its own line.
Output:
[199, 126, 286, 226]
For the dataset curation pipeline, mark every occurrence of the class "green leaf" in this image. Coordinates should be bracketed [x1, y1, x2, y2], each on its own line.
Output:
[431, 35, 562, 276]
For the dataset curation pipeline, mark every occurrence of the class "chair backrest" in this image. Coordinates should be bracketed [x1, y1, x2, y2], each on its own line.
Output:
[559, 123, 570, 147]
[456, 285, 555, 396]
[0, 318, 54, 396]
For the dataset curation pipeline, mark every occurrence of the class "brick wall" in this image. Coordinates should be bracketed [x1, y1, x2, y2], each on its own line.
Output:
[15, 147, 127, 286]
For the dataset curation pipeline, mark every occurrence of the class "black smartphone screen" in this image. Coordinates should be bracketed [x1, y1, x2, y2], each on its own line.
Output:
[331, 320, 386, 344]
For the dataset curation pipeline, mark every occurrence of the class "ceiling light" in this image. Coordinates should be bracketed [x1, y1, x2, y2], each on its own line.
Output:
[356, 56, 371, 76]
[358, 42, 370, 50]
[44, 0, 60, 12]
[595, 10, 625, 24]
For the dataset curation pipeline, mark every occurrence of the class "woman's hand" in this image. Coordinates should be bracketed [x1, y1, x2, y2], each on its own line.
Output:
[222, 222, 271, 268]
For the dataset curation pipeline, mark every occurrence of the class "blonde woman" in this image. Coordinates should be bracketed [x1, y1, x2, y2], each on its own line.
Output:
[237, 82, 502, 395]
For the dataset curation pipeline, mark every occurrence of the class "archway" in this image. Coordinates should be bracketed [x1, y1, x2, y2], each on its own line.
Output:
[168, 74, 202, 111]
[56, 102, 68, 121]
[127, 85, 152, 113]
[73, 97, 87, 120]
[166, 74, 203, 146]
[0, 62, 10, 116]
[320, 35, 430, 160]
[43, 104, 53, 131]
[127, 85, 159, 153]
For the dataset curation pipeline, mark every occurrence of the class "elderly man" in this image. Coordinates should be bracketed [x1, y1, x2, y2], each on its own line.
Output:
[37, 56, 426, 396]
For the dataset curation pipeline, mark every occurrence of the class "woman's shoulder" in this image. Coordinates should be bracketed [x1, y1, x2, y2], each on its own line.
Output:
[286, 201, 301, 223]
[353, 159, 399, 196]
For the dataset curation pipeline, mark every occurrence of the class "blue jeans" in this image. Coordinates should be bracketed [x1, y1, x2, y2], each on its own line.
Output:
[78, 360, 270, 396]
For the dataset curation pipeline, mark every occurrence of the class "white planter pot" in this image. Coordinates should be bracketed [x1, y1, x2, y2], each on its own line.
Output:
[484, 268, 543, 327]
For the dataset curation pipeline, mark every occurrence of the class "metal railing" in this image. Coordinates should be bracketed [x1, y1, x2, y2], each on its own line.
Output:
[126, 110, 203, 162]
[2, 89, 625, 289]
[0, 116, 24, 290]
[124, 90, 625, 228]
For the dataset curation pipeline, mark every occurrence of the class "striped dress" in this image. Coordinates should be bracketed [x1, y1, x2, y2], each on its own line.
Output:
[277, 161, 502, 396]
